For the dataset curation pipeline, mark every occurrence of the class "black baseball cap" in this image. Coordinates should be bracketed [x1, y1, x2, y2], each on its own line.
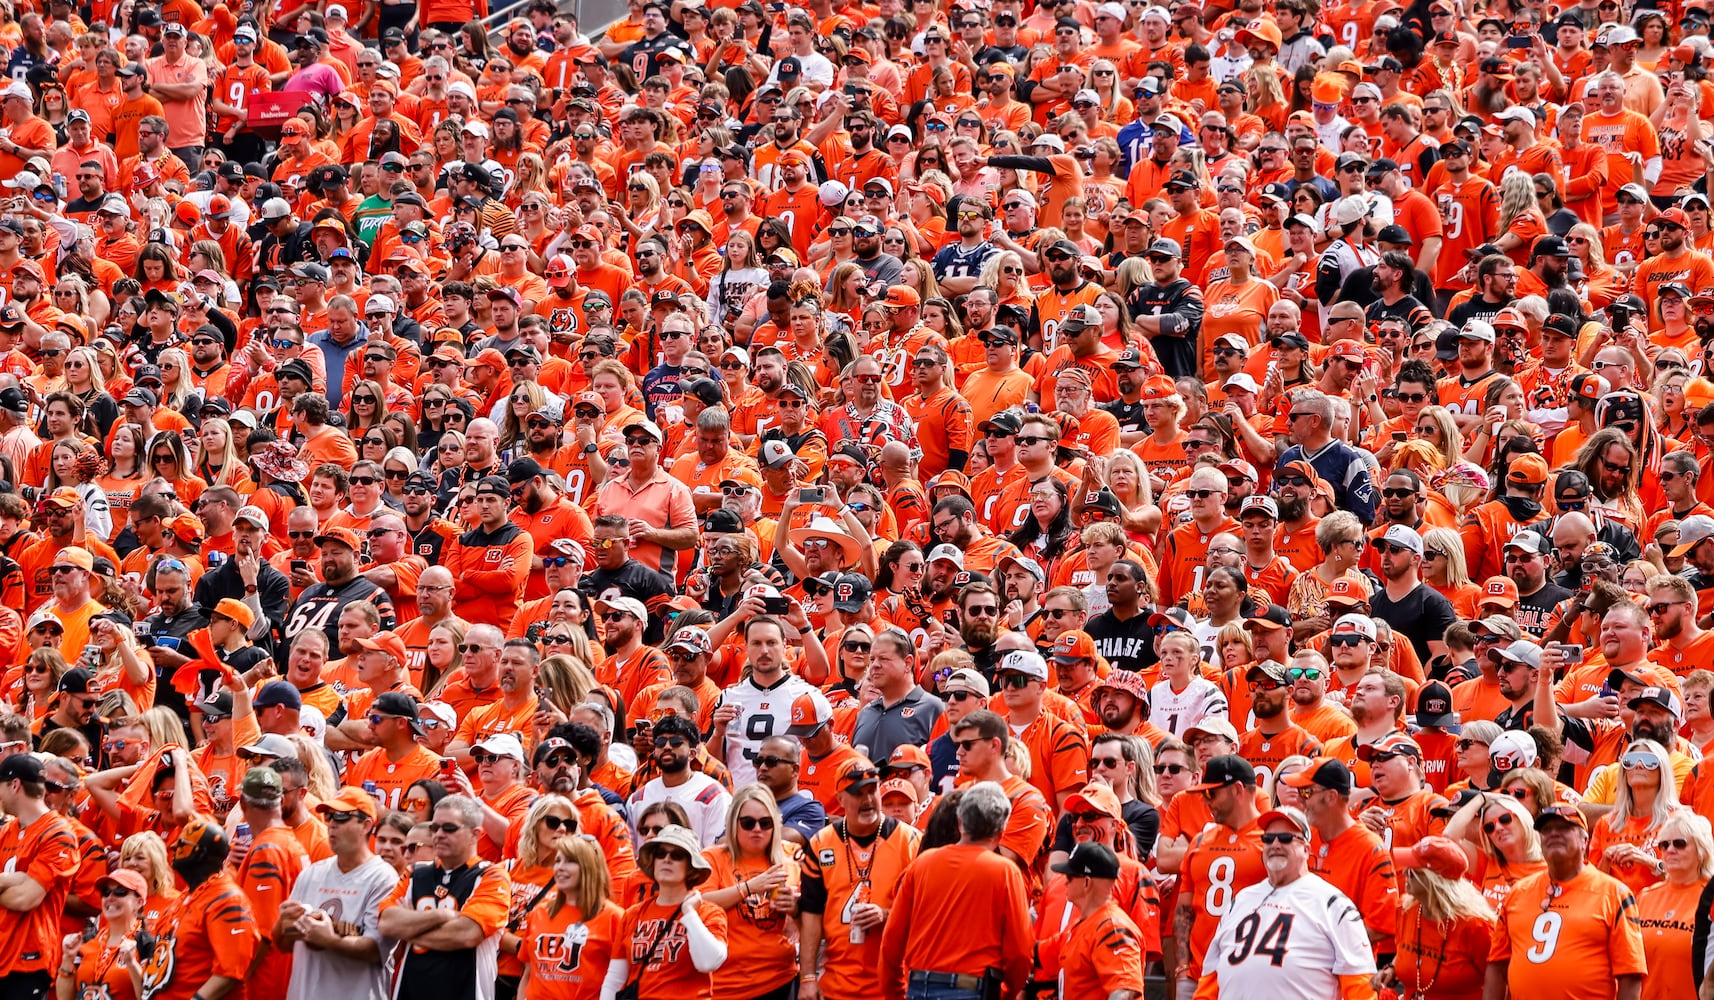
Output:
[1051, 841, 1120, 879]
[1187, 754, 1256, 792]
[1414, 681, 1458, 729]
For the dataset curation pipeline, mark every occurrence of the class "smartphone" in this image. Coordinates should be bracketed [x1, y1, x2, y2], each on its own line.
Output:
[762, 595, 792, 615]
[799, 486, 827, 504]
[1506, 34, 1533, 48]
[1391, 431, 1408, 442]
[439, 758, 456, 776]
[1560, 644, 1585, 666]
[844, 84, 857, 97]
[290, 559, 308, 573]
[942, 608, 960, 627]
[83, 644, 101, 665]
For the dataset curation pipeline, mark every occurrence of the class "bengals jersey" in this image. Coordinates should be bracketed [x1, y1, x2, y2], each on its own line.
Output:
[238, 826, 309, 999]
[139, 873, 260, 1000]
[1060, 901, 1151, 1000]
[0, 810, 78, 974]
[1305, 822, 1399, 954]
[800, 817, 921, 1000]
[1178, 819, 1268, 971]
[1489, 866, 1646, 1000]
[382, 860, 512, 1000]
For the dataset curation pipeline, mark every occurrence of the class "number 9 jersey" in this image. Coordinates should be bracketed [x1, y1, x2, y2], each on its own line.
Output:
[1197, 872, 1376, 1000]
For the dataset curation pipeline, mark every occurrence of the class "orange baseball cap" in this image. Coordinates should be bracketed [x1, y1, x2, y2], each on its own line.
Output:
[1064, 783, 1122, 819]
[1506, 453, 1550, 486]
[1480, 576, 1519, 608]
[356, 630, 409, 665]
[314, 526, 363, 551]
[886, 744, 930, 771]
[315, 786, 380, 821]
[1139, 374, 1178, 400]
[1051, 629, 1097, 662]
[166, 512, 204, 544]
[1325, 576, 1371, 606]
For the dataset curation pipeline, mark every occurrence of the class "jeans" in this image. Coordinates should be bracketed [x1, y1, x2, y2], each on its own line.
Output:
[904, 988, 982, 1000]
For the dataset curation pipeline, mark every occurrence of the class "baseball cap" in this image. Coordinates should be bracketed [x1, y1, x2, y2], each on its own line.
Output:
[942, 668, 991, 698]
[1187, 755, 1256, 792]
[1414, 681, 1458, 729]
[1281, 757, 1353, 794]
[998, 649, 1049, 681]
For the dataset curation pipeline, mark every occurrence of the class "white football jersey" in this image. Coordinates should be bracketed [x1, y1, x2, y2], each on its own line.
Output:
[1201, 872, 1376, 1000]
[718, 674, 824, 785]
[1148, 677, 1229, 738]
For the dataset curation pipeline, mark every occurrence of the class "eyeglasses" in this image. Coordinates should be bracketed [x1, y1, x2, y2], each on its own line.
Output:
[736, 814, 776, 831]
[1622, 752, 1662, 770]
[1287, 667, 1322, 680]
[1259, 832, 1303, 845]
[325, 809, 366, 824]
[1658, 838, 1691, 852]
[100, 886, 137, 899]
[431, 822, 466, 834]
[652, 735, 687, 748]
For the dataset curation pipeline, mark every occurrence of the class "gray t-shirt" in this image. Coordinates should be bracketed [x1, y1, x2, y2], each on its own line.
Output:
[285, 854, 400, 1000]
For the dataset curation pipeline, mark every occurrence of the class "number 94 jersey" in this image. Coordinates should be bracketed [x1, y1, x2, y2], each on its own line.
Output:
[1200, 873, 1376, 1000]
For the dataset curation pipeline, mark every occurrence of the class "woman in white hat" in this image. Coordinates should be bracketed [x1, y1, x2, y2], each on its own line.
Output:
[606, 824, 729, 999]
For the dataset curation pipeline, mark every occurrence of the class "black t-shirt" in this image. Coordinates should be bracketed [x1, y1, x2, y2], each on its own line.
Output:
[580, 561, 676, 645]
[1101, 398, 1147, 437]
[1368, 582, 1456, 664]
[1517, 580, 1573, 638]
[1086, 607, 1157, 672]
[1050, 798, 1159, 857]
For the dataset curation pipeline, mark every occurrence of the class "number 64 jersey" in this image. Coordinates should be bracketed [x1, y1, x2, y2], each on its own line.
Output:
[1198, 873, 1376, 1000]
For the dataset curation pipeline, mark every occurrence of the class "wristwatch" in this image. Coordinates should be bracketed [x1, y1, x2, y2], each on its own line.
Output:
[582, 443, 598, 455]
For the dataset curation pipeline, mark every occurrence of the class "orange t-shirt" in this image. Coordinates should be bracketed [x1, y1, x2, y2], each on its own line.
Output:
[342, 743, 446, 813]
[701, 846, 802, 997]
[517, 898, 626, 1000]
[616, 898, 729, 1000]
[137, 874, 258, 1000]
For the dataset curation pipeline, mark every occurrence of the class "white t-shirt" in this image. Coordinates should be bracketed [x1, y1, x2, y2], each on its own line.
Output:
[285, 854, 399, 1000]
[627, 771, 732, 848]
[1147, 676, 1229, 738]
[1201, 872, 1377, 1000]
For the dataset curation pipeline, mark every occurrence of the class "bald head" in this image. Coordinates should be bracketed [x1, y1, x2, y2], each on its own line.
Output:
[1552, 512, 1597, 547]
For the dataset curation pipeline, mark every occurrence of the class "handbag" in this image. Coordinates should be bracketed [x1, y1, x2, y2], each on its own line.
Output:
[615, 913, 679, 1000]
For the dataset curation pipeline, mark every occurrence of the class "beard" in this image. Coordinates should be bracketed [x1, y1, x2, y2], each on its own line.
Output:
[1278, 495, 1308, 521]
[961, 621, 1001, 648]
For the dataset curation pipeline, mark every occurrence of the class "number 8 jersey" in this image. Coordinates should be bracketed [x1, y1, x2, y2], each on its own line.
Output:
[1199, 872, 1376, 1000]
[1178, 820, 1267, 975]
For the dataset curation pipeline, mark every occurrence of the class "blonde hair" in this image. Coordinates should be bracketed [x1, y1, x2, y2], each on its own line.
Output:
[1657, 810, 1714, 879]
[1414, 405, 1464, 467]
[1608, 738, 1681, 832]
[548, 833, 612, 919]
[1405, 866, 1497, 923]
[140, 707, 187, 751]
[1420, 526, 1470, 586]
[119, 831, 173, 895]
[288, 733, 339, 800]
[517, 794, 578, 866]
[723, 783, 787, 866]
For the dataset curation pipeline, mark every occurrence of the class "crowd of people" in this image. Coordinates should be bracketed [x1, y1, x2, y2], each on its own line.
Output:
[6, 0, 1714, 998]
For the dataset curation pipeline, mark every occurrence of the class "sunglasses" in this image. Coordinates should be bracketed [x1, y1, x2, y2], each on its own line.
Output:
[431, 822, 466, 834]
[325, 810, 366, 824]
[1481, 814, 1520, 836]
[737, 815, 775, 831]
